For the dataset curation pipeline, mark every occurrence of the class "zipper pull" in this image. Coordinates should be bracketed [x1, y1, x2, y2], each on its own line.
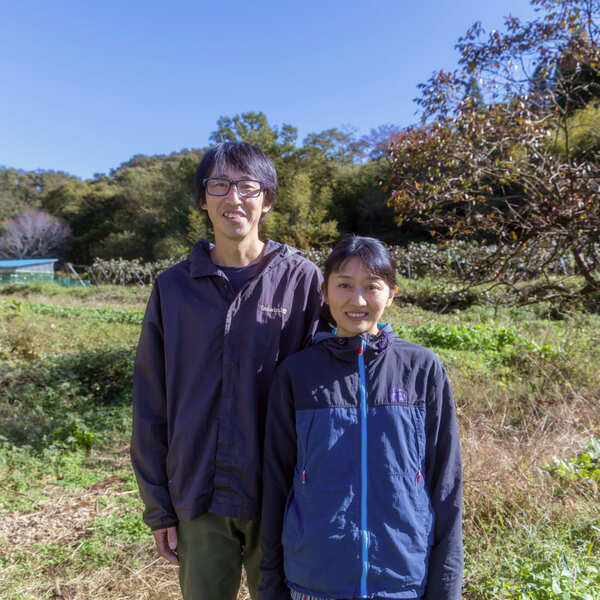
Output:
[358, 340, 365, 355]
[417, 470, 422, 485]
[301, 470, 306, 484]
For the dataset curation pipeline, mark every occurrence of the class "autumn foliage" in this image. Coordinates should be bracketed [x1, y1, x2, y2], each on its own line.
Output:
[387, 0, 600, 296]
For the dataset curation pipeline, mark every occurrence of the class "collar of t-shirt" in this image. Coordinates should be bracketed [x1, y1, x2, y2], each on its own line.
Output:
[218, 260, 264, 295]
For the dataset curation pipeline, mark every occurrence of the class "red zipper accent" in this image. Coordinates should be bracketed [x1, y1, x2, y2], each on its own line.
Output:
[417, 471, 422, 484]
[358, 345, 363, 355]
[301, 470, 306, 484]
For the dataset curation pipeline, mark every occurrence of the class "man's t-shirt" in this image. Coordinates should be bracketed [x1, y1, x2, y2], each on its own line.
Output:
[219, 261, 263, 295]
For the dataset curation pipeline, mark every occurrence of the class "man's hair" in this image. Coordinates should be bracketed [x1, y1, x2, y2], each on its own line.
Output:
[323, 235, 397, 289]
[194, 142, 278, 217]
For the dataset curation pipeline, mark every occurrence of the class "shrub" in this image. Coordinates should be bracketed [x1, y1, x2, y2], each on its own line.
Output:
[0, 347, 135, 452]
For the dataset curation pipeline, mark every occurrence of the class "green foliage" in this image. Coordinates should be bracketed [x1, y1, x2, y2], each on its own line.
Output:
[186, 205, 214, 245]
[263, 172, 338, 248]
[1, 346, 134, 452]
[0, 168, 78, 221]
[544, 437, 600, 483]
[480, 543, 600, 600]
[551, 102, 600, 159]
[0, 299, 143, 325]
[329, 160, 401, 242]
[210, 111, 298, 159]
[395, 322, 564, 367]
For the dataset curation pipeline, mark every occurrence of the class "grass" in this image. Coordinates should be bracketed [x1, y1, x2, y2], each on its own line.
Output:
[0, 280, 599, 599]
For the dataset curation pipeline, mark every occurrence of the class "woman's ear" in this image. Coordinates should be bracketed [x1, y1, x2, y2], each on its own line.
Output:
[386, 284, 398, 308]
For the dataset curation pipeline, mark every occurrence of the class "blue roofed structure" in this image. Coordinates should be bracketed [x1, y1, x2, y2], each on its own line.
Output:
[0, 258, 59, 282]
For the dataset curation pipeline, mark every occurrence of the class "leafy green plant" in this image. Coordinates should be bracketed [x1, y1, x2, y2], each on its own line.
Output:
[544, 437, 600, 484]
[394, 322, 563, 363]
[0, 347, 134, 452]
[0, 299, 143, 325]
[481, 546, 600, 600]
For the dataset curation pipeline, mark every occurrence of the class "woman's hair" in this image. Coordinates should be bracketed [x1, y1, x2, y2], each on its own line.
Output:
[323, 235, 396, 288]
[194, 142, 278, 215]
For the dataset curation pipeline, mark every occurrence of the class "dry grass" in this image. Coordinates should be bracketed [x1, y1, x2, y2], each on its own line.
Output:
[461, 393, 599, 542]
[0, 455, 252, 600]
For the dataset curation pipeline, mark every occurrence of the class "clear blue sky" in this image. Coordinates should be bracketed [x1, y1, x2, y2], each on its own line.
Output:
[1, 0, 538, 180]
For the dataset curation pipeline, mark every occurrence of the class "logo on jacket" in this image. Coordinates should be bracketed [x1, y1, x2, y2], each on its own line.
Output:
[389, 388, 409, 404]
[260, 305, 287, 315]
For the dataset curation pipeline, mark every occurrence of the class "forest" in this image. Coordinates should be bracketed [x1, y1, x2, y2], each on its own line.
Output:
[2, 2, 600, 310]
[0, 2, 599, 295]
[0, 115, 401, 264]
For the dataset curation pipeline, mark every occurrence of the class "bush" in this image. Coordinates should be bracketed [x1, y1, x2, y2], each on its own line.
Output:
[0, 347, 135, 452]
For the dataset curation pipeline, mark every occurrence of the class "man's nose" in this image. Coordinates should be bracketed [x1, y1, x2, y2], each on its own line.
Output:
[226, 183, 243, 202]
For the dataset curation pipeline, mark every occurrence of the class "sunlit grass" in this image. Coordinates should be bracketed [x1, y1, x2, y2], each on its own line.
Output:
[0, 280, 598, 599]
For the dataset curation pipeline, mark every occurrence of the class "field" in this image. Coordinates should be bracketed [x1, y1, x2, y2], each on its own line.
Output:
[0, 280, 598, 599]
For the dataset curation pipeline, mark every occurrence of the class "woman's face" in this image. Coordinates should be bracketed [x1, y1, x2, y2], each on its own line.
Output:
[323, 256, 395, 338]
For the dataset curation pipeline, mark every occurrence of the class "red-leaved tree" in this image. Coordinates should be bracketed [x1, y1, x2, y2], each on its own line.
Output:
[387, 0, 600, 300]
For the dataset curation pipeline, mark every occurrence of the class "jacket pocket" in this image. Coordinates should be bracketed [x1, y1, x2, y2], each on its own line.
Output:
[369, 404, 424, 478]
[282, 483, 360, 594]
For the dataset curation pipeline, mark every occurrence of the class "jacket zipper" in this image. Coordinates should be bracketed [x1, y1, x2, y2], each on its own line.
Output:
[410, 407, 423, 486]
[300, 412, 316, 484]
[358, 340, 368, 597]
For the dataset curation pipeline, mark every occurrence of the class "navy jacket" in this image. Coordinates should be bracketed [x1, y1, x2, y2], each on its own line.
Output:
[260, 326, 463, 600]
[131, 239, 323, 530]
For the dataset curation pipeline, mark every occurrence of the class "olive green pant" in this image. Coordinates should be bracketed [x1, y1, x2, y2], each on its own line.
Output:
[177, 512, 261, 600]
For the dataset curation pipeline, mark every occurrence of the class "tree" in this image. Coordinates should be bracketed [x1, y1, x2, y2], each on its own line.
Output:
[360, 124, 404, 159]
[0, 210, 71, 258]
[386, 0, 600, 300]
[0, 168, 76, 221]
[210, 112, 298, 159]
[300, 127, 368, 165]
[262, 172, 338, 248]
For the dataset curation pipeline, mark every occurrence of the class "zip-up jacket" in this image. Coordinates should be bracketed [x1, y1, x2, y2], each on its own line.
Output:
[260, 326, 463, 600]
[131, 239, 323, 530]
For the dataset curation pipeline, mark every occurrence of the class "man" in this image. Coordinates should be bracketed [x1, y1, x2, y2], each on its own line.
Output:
[131, 142, 323, 600]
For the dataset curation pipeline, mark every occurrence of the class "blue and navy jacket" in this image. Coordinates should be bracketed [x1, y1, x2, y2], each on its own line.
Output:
[259, 326, 463, 600]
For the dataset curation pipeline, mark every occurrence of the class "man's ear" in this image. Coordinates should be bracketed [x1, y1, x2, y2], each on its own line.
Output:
[261, 192, 273, 215]
[321, 281, 328, 304]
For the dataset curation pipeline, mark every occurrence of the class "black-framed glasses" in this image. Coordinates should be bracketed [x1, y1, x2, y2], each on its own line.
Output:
[203, 177, 264, 198]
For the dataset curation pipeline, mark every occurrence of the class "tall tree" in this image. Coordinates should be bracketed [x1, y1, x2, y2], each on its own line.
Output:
[386, 0, 600, 298]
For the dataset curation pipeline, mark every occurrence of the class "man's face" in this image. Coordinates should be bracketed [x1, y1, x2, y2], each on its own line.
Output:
[201, 165, 271, 243]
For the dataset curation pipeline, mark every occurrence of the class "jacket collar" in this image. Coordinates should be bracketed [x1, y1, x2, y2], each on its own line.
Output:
[314, 323, 395, 358]
[188, 238, 295, 278]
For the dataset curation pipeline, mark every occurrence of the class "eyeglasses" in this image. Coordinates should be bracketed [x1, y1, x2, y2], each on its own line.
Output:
[203, 177, 264, 199]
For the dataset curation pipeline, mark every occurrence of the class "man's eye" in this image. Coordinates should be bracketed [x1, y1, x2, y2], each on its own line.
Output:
[337, 283, 350, 289]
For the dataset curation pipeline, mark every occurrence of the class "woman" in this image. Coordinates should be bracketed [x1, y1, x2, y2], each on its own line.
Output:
[259, 235, 463, 600]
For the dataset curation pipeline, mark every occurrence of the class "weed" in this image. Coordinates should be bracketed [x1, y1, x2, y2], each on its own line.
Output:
[543, 437, 600, 484]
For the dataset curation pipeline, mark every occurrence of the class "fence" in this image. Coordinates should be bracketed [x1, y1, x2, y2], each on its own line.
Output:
[0, 273, 90, 287]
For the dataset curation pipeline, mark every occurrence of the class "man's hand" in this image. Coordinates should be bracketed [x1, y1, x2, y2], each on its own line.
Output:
[152, 526, 179, 564]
